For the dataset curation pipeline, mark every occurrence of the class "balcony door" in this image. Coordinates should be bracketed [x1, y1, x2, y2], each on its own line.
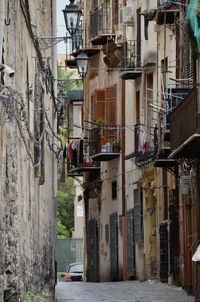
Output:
[112, 0, 119, 30]
[91, 85, 117, 125]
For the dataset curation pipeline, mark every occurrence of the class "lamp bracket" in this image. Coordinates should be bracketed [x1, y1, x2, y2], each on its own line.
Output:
[37, 36, 71, 50]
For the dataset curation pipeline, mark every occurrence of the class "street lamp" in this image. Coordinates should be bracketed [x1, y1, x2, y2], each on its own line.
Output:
[37, 0, 82, 50]
[63, 0, 82, 36]
[76, 52, 89, 79]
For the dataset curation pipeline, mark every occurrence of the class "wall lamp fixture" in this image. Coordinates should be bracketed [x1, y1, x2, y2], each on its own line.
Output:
[62, 0, 82, 36]
[38, 0, 82, 50]
[76, 51, 89, 79]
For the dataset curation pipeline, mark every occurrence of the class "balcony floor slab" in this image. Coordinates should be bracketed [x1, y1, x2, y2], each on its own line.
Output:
[169, 133, 200, 159]
[90, 152, 120, 161]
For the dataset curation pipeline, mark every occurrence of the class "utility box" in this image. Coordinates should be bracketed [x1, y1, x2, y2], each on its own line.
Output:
[180, 176, 191, 197]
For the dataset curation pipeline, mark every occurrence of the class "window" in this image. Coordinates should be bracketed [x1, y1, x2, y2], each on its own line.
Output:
[0, 40, 4, 86]
[91, 85, 117, 124]
[105, 224, 109, 244]
[92, 0, 98, 10]
[112, 181, 117, 200]
[147, 73, 153, 131]
[161, 57, 168, 91]
[136, 90, 140, 125]
[136, 8, 141, 67]
[134, 188, 143, 243]
[112, 0, 119, 27]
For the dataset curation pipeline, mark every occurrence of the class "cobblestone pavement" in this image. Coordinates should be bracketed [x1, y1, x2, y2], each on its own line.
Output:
[55, 281, 194, 302]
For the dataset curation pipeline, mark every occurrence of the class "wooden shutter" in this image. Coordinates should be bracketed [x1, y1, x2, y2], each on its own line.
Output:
[147, 73, 153, 131]
[92, 89, 105, 122]
[136, 8, 141, 67]
[136, 90, 140, 125]
[105, 85, 117, 125]
[134, 188, 143, 244]
[92, 0, 98, 10]
[112, 0, 119, 29]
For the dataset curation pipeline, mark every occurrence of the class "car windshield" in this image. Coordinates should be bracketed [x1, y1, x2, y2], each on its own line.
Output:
[69, 264, 83, 273]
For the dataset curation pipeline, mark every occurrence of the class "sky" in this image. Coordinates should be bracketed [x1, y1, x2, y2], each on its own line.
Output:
[56, 0, 69, 54]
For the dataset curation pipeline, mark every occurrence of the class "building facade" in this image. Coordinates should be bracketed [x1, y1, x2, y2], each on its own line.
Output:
[0, 0, 57, 300]
[66, 0, 200, 300]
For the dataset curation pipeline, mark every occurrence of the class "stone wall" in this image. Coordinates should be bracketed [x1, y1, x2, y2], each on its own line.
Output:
[0, 0, 57, 300]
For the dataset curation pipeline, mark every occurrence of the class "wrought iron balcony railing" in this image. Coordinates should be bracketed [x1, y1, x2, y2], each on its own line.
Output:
[90, 6, 114, 45]
[121, 40, 141, 69]
[125, 124, 157, 167]
[120, 41, 142, 80]
[169, 86, 200, 158]
[155, 87, 192, 160]
[88, 125, 120, 161]
[67, 139, 100, 176]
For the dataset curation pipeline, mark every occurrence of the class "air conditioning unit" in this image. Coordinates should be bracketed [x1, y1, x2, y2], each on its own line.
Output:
[120, 6, 134, 25]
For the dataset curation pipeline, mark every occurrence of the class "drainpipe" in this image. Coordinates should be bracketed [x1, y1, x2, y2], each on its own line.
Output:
[122, 79, 126, 279]
[52, 0, 58, 286]
[0, 1, 4, 64]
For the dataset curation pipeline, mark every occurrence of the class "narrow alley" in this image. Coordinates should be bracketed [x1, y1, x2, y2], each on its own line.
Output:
[55, 281, 194, 302]
[2, 0, 200, 301]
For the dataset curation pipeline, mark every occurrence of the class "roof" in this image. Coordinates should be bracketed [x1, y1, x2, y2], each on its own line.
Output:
[66, 90, 83, 103]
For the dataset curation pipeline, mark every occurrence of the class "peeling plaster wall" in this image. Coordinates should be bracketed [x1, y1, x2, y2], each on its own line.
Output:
[0, 0, 57, 300]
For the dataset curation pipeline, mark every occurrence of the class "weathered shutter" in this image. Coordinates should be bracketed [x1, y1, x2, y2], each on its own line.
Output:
[136, 90, 140, 125]
[183, 22, 194, 81]
[92, 89, 105, 122]
[147, 73, 153, 140]
[92, 0, 98, 10]
[112, 0, 119, 30]
[134, 188, 143, 244]
[105, 85, 117, 124]
[126, 208, 136, 280]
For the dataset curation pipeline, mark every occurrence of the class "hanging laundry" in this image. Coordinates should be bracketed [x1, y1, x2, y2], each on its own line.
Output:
[68, 142, 73, 160]
[78, 139, 84, 166]
[63, 145, 67, 159]
[140, 131, 148, 153]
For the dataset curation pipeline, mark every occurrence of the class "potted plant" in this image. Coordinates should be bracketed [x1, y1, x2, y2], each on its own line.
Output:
[112, 139, 121, 153]
[95, 118, 105, 126]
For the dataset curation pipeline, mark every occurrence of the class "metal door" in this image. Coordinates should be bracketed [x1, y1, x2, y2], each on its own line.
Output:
[160, 221, 168, 283]
[110, 213, 119, 281]
[134, 189, 143, 244]
[169, 189, 180, 280]
[126, 208, 136, 280]
[87, 219, 99, 282]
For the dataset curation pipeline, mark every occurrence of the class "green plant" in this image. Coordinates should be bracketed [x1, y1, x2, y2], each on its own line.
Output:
[112, 139, 121, 152]
[127, 47, 135, 68]
[23, 292, 53, 302]
[95, 118, 105, 125]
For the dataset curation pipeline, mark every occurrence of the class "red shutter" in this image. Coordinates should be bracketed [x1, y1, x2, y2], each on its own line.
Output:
[92, 89, 105, 122]
[105, 85, 117, 125]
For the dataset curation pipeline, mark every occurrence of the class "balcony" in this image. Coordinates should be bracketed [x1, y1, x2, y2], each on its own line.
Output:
[90, 6, 115, 45]
[119, 41, 142, 80]
[156, 87, 192, 161]
[156, 1, 179, 25]
[65, 54, 77, 69]
[67, 160, 100, 176]
[125, 124, 156, 167]
[89, 125, 120, 161]
[169, 86, 200, 159]
[67, 139, 100, 176]
[65, 24, 101, 68]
